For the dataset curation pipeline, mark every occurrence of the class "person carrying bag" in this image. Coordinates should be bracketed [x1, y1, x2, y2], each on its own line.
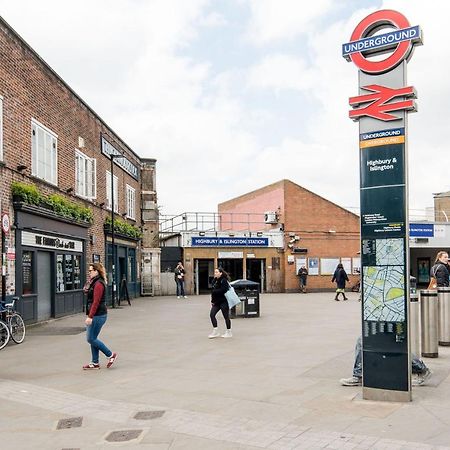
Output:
[208, 268, 233, 339]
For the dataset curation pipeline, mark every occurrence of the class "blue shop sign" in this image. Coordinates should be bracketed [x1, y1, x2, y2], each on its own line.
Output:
[191, 237, 269, 247]
[409, 223, 434, 237]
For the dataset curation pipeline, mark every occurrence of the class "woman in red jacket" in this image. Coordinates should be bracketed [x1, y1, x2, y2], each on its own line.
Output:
[83, 263, 117, 370]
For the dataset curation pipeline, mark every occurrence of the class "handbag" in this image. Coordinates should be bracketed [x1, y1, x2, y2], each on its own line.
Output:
[224, 282, 241, 308]
[428, 265, 438, 290]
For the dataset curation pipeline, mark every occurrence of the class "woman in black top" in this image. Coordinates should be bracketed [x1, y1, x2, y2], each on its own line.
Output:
[332, 263, 349, 301]
[208, 268, 232, 339]
[431, 251, 450, 287]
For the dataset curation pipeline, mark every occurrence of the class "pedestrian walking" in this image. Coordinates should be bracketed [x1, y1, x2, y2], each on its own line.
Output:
[208, 268, 232, 339]
[429, 251, 450, 289]
[332, 263, 349, 301]
[174, 261, 187, 298]
[297, 265, 308, 293]
[83, 263, 117, 370]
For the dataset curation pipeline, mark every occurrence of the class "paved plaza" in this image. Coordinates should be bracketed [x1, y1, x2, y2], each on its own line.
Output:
[1, 292, 450, 449]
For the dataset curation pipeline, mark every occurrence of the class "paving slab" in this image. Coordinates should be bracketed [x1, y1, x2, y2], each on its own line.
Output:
[1, 292, 450, 449]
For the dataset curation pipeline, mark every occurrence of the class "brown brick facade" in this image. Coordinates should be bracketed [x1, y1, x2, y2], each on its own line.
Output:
[0, 18, 153, 317]
[219, 180, 360, 292]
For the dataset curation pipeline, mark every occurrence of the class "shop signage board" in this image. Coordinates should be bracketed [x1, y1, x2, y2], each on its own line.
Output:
[344, 9, 422, 402]
[22, 231, 83, 252]
[191, 237, 269, 247]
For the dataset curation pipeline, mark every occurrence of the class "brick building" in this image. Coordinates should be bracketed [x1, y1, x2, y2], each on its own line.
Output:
[0, 17, 159, 323]
[218, 179, 360, 292]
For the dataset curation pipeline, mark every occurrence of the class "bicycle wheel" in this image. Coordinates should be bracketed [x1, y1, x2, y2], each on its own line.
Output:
[0, 320, 10, 350]
[8, 314, 25, 344]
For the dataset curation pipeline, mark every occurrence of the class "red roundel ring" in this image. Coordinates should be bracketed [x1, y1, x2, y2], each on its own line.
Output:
[350, 10, 411, 74]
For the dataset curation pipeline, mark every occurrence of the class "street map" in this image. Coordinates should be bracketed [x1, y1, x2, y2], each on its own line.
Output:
[363, 238, 405, 322]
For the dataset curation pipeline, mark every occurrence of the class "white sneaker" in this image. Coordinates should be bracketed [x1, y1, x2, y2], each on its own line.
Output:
[177, 296, 180, 299]
[412, 368, 432, 386]
[208, 328, 220, 339]
[340, 376, 362, 386]
[184, 296, 188, 299]
[221, 329, 232, 338]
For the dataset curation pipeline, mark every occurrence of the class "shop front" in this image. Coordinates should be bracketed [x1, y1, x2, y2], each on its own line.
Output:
[15, 208, 88, 323]
[179, 232, 284, 295]
[105, 236, 140, 302]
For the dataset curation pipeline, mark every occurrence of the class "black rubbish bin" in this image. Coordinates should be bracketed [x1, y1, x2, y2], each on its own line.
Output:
[230, 279, 260, 318]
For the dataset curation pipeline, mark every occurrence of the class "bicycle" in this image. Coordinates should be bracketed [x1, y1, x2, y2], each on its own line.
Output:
[0, 296, 26, 350]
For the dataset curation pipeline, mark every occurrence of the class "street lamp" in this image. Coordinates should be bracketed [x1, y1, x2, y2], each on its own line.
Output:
[110, 153, 124, 308]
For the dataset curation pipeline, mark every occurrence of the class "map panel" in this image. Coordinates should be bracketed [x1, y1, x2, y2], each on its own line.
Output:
[363, 265, 405, 322]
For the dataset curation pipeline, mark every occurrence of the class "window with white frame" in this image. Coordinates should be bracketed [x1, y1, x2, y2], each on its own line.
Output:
[75, 150, 96, 199]
[0, 96, 3, 161]
[31, 119, 58, 185]
[106, 171, 118, 212]
[126, 184, 136, 220]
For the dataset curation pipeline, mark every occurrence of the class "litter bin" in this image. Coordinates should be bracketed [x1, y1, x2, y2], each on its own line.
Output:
[420, 289, 439, 358]
[438, 286, 450, 346]
[230, 279, 260, 318]
[410, 292, 421, 358]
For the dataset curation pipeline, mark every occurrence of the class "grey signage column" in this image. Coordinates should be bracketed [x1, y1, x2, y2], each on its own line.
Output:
[343, 10, 422, 402]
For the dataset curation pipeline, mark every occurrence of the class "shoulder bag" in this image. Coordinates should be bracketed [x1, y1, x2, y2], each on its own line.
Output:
[224, 282, 241, 308]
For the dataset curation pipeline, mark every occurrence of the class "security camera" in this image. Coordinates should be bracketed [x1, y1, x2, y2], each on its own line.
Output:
[289, 238, 296, 244]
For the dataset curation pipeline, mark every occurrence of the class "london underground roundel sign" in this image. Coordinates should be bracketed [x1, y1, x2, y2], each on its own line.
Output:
[342, 10, 422, 74]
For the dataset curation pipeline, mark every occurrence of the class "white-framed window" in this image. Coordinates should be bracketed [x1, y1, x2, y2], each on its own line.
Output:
[126, 184, 136, 220]
[0, 96, 3, 161]
[106, 171, 118, 213]
[31, 119, 58, 185]
[75, 150, 96, 199]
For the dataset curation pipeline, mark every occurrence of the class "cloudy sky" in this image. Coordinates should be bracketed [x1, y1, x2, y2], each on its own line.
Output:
[0, 0, 446, 218]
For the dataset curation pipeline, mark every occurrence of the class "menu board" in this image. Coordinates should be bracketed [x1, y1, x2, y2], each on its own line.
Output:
[73, 256, 81, 290]
[56, 255, 64, 292]
[64, 254, 73, 290]
[22, 251, 33, 295]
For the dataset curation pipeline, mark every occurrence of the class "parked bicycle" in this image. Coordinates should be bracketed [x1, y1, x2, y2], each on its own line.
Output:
[0, 296, 26, 350]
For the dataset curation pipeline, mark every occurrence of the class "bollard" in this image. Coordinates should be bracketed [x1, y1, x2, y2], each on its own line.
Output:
[420, 290, 439, 358]
[438, 286, 450, 346]
[410, 292, 421, 358]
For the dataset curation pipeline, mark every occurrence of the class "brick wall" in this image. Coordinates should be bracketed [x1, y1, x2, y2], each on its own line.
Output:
[0, 18, 145, 296]
[217, 179, 360, 292]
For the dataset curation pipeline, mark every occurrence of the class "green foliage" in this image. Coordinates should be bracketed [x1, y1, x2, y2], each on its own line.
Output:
[105, 216, 142, 239]
[11, 181, 42, 205]
[11, 182, 93, 224]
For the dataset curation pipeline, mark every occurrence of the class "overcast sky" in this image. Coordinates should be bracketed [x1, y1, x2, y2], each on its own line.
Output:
[0, 1, 447, 218]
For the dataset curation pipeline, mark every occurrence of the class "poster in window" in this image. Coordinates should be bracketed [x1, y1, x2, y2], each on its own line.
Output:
[56, 254, 64, 292]
[22, 251, 33, 295]
[64, 254, 73, 290]
[320, 258, 340, 276]
[73, 255, 81, 289]
[417, 258, 430, 284]
[341, 257, 352, 275]
[308, 257, 319, 275]
[352, 257, 361, 275]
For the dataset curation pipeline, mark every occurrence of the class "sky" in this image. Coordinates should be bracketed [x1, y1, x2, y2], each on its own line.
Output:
[0, 0, 447, 218]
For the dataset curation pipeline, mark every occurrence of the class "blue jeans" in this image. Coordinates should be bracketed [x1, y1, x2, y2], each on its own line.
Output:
[176, 279, 185, 296]
[86, 314, 112, 364]
[353, 336, 427, 378]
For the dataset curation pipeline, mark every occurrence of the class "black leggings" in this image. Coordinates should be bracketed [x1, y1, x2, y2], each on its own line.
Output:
[210, 302, 231, 329]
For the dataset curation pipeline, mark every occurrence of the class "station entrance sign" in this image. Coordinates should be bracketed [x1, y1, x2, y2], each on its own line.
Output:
[343, 10, 422, 402]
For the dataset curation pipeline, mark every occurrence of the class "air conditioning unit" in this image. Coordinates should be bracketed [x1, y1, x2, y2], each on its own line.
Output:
[264, 211, 278, 224]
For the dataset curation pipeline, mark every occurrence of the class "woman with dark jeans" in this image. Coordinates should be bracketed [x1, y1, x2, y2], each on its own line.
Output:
[83, 263, 118, 370]
[208, 268, 232, 339]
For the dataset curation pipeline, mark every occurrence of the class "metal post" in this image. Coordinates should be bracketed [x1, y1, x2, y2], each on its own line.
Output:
[111, 155, 116, 308]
